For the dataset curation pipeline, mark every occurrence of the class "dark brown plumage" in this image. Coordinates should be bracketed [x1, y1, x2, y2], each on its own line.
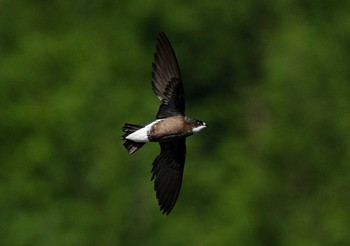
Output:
[151, 32, 186, 214]
[151, 140, 186, 215]
[152, 32, 185, 119]
[122, 32, 206, 215]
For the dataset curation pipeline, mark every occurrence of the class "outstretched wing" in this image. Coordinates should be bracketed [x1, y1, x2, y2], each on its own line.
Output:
[151, 139, 186, 215]
[152, 32, 185, 119]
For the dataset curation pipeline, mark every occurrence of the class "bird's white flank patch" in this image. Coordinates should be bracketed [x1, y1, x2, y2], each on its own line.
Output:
[193, 125, 207, 133]
[126, 120, 161, 142]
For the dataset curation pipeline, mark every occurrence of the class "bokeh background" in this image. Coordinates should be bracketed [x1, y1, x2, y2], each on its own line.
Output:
[1, 0, 350, 245]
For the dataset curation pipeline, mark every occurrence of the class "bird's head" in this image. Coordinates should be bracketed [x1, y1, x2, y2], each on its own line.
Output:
[192, 119, 207, 133]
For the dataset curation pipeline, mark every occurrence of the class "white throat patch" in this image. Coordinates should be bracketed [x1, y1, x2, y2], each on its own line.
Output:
[193, 125, 206, 133]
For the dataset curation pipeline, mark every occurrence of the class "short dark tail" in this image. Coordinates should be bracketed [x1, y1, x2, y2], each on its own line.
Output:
[122, 123, 145, 154]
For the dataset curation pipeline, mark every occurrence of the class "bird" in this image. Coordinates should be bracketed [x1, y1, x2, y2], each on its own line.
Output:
[122, 32, 207, 215]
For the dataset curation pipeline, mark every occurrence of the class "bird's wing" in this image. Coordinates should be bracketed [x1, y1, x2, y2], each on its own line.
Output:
[152, 32, 185, 119]
[151, 139, 186, 215]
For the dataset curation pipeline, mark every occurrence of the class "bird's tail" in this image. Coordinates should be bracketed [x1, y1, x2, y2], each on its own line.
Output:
[122, 123, 145, 154]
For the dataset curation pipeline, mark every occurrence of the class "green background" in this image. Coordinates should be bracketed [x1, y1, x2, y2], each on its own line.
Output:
[1, 0, 350, 245]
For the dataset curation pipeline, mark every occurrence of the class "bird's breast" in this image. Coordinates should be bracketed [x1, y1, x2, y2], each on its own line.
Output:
[149, 116, 191, 141]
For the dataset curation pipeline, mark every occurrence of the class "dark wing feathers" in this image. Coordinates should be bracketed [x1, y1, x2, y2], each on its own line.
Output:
[149, 33, 187, 214]
[151, 139, 186, 215]
[152, 32, 181, 96]
[156, 78, 185, 119]
[152, 32, 185, 118]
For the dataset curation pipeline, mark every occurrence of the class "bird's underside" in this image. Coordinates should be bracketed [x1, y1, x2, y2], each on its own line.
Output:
[123, 32, 203, 215]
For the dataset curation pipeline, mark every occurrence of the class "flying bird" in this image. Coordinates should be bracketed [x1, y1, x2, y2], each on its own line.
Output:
[122, 32, 207, 215]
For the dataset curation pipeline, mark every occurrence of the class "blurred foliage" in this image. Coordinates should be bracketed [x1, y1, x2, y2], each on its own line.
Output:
[1, 0, 350, 245]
